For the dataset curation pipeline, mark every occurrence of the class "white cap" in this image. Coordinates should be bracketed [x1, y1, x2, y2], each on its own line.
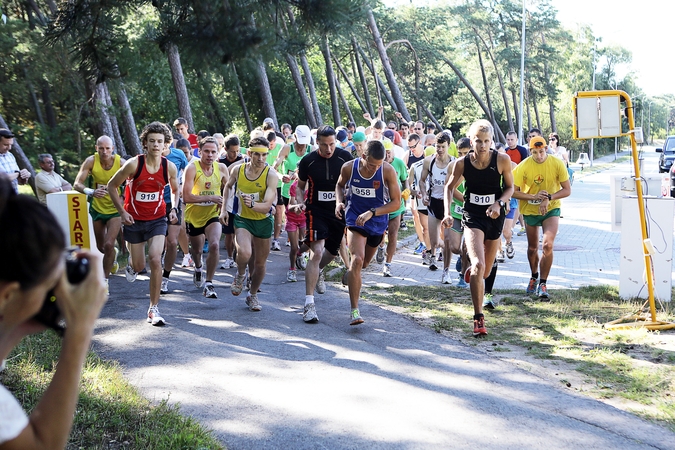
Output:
[263, 117, 274, 124]
[356, 126, 366, 134]
[295, 125, 311, 145]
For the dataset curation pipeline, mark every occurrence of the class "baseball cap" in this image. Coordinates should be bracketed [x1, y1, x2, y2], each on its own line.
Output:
[295, 125, 311, 145]
[355, 126, 366, 134]
[352, 131, 366, 143]
[383, 130, 395, 141]
[383, 138, 393, 151]
[336, 129, 348, 143]
[263, 117, 274, 124]
[529, 136, 547, 149]
[0, 129, 15, 139]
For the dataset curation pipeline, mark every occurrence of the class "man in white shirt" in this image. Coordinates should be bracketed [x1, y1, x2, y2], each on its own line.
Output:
[0, 129, 30, 193]
[35, 153, 72, 204]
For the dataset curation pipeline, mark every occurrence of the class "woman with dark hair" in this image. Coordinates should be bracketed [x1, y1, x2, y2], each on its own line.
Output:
[548, 133, 569, 166]
[0, 177, 106, 448]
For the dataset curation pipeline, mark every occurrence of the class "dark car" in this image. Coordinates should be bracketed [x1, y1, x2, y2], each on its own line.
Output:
[658, 136, 675, 172]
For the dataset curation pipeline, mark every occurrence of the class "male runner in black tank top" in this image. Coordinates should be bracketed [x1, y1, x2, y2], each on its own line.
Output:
[443, 119, 513, 337]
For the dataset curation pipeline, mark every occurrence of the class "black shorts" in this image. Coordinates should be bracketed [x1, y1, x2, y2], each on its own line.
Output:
[222, 214, 235, 235]
[418, 209, 428, 216]
[186, 217, 220, 237]
[305, 209, 345, 256]
[276, 187, 282, 207]
[348, 227, 384, 248]
[462, 210, 505, 241]
[165, 203, 182, 226]
[124, 217, 167, 244]
[428, 197, 444, 219]
[281, 195, 290, 206]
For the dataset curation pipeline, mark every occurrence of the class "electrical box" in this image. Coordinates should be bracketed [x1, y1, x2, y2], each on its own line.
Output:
[610, 175, 665, 231]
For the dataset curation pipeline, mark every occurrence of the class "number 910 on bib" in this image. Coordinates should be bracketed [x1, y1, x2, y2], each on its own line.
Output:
[469, 193, 495, 206]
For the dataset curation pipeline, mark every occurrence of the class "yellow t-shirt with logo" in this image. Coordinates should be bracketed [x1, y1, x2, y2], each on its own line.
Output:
[184, 161, 221, 227]
[91, 153, 121, 215]
[513, 155, 569, 216]
[234, 164, 271, 221]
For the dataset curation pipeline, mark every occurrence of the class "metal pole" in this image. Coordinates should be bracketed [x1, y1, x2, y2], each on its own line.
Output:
[589, 44, 596, 167]
[518, 0, 526, 145]
[648, 101, 652, 144]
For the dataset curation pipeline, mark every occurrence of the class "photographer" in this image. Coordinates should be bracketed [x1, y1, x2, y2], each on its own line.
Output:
[0, 177, 107, 449]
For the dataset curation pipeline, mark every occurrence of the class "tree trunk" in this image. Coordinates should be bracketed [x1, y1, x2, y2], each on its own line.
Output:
[539, 35, 557, 132]
[284, 53, 316, 128]
[45, 0, 57, 14]
[41, 83, 57, 129]
[476, 40, 497, 134]
[196, 70, 228, 132]
[255, 56, 278, 130]
[481, 30, 514, 132]
[352, 37, 374, 117]
[299, 53, 323, 127]
[497, 13, 521, 134]
[525, 87, 532, 131]
[166, 42, 195, 132]
[320, 34, 341, 127]
[333, 55, 369, 116]
[0, 113, 38, 194]
[19, 58, 44, 127]
[102, 83, 127, 157]
[89, 80, 114, 143]
[230, 64, 252, 132]
[355, 43, 397, 113]
[114, 81, 142, 156]
[530, 82, 541, 131]
[366, 8, 411, 121]
[335, 72, 354, 124]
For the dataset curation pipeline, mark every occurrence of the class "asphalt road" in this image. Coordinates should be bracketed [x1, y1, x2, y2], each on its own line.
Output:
[94, 146, 675, 449]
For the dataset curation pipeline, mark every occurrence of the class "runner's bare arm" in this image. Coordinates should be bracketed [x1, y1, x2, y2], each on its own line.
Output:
[248, 170, 279, 213]
[379, 163, 401, 216]
[443, 158, 464, 226]
[107, 157, 139, 224]
[73, 156, 95, 194]
[219, 165, 239, 225]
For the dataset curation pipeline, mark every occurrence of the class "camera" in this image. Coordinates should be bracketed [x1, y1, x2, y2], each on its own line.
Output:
[33, 249, 89, 336]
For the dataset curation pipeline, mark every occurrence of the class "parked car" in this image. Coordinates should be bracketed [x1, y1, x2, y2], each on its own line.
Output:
[657, 135, 675, 172]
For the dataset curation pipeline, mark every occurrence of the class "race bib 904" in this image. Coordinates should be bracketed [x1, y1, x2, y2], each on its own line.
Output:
[469, 193, 495, 206]
[352, 186, 375, 198]
[318, 191, 336, 201]
[135, 191, 159, 202]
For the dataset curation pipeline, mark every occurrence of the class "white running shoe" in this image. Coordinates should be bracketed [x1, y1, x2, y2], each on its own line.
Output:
[315, 269, 326, 294]
[303, 303, 319, 323]
[147, 305, 165, 326]
[181, 254, 193, 268]
[203, 283, 217, 299]
[125, 264, 137, 283]
[287, 269, 297, 282]
[160, 277, 169, 294]
[441, 268, 451, 284]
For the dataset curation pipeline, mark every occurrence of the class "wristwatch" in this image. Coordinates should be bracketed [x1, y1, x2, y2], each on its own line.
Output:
[370, 208, 377, 216]
[546, 193, 552, 200]
[497, 200, 505, 208]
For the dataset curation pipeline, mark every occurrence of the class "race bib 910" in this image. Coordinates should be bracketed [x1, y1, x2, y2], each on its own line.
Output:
[469, 193, 495, 206]
[352, 186, 375, 198]
[318, 191, 336, 201]
[135, 191, 159, 202]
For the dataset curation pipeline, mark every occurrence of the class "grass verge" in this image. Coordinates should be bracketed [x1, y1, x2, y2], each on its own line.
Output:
[364, 283, 675, 431]
[1, 330, 224, 449]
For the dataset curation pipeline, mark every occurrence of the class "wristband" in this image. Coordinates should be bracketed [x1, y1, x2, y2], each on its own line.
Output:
[547, 193, 552, 201]
[370, 208, 377, 216]
[84, 188, 95, 196]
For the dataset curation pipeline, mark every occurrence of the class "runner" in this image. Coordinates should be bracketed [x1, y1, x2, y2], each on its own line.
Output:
[73, 135, 126, 289]
[379, 139, 409, 277]
[295, 125, 353, 323]
[218, 134, 244, 269]
[219, 136, 278, 312]
[512, 136, 571, 300]
[443, 119, 514, 336]
[183, 136, 228, 298]
[265, 131, 288, 251]
[108, 122, 180, 326]
[336, 140, 400, 324]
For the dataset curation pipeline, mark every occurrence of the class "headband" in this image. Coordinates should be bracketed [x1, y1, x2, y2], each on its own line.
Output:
[248, 146, 268, 153]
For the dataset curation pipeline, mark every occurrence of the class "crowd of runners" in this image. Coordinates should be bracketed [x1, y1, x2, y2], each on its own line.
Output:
[46, 110, 571, 337]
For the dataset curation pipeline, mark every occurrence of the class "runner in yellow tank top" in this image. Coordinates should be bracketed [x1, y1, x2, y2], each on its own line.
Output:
[183, 137, 229, 299]
[73, 135, 126, 285]
[220, 136, 279, 311]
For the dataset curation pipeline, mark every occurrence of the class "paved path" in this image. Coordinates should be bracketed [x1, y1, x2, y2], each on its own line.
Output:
[95, 147, 675, 449]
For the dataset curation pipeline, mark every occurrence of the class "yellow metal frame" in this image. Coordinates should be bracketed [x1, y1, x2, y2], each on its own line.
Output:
[573, 90, 674, 331]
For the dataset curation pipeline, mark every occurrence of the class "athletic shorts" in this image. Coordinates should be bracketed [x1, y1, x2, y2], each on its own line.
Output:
[428, 197, 444, 219]
[524, 208, 561, 227]
[89, 205, 119, 224]
[348, 226, 384, 248]
[222, 214, 235, 235]
[281, 195, 290, 206]
[389, 208, 405, 220]
[505, 198, 518, 220]
[462, 210, 505, 241]
[305, 209, 345, 256]
[285, 212, 305, 233]
[165, 204, 183, 226]
[276, 187, 282, 206]
[186, 217, 220, 237]
[233, 214, 274, 239]
[451, 217, 464, 233]
[124, 217, 167, 244]
[417, 209, 428, 216]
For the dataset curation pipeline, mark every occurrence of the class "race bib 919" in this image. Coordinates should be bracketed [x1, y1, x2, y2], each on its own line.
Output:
[318, 191, 336, 201]
[352, 186, 375, 198]
[469, 193, 495, 206]
[135, 191, 159, 202]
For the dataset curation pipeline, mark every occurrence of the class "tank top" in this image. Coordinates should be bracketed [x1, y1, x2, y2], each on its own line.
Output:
[184, 161, 221, 227]
[407, 151, 424, 169]
[428, 155, 451, 199]
[281, 145, 307, 198]
[411, 159, 427, 211]
[345, 159, 388, 235]
[463, 150, 503, 216]
[267, 142, 283, 188]
[450, 181, 466, 220]
[91, 153, 121, 215]
[124, 155, 169, 221]
[233, 164, 272, 220]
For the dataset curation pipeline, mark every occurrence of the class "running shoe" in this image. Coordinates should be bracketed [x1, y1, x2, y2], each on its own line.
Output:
[203, 283, 217, 298]
[231, 273, 246, 296]
[438, 251, 443, 262]
[457, 275, 468, 288]
[464, 267, 471, 284]
[160, 277, 169, 294]
[111, 247, 119, 274]
[104, 278, 109, 295]
[505, 241, 515, 259]
[441, 268, 451, 284]
[496, 250, 505, 263]
[537, 283, 550, 301]
[285, 240, 291, 247]
[147, 305, 165, 326]
[341, 270, 349, 286]
[400, 221, 408, 231]
[473, 315, 487, 336]
[428, 255, 438, 271]
[517, 227, 526, 236]
[455, 257, 462, 273]
[383, 263, 392, 277]
[138, 267, 148, 275]
[287, 269, 297, 282]
[203, 240, 209, 253]
[271, 239, 281, 251]
[422, 251, 432, 266]
[303, 303, 319, 323]
[220, 258, 235, 269]
[125, 264, 137, 283]
[483, 293, 496, 310]
[181, 254, 193, 268]
[350, 308, 364, 326]
[526, 277, 537, 294]
[315, 269, 326, 294]
[376, 246, 386, 264]
[193, 269, 204, 288]
[246, 294, 262, 311]
[296, 252, 309, 270]
[413, 242, 426, 255]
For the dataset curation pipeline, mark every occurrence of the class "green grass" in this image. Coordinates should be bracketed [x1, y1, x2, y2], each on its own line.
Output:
[1, 331, 224, 449]
[365, 283, 675, 431]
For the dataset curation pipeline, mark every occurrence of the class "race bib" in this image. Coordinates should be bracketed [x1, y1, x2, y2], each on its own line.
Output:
[453, 204, 463, 215]
[352, 186, 375, 198]
[318, 191, 336, 201]
[135, 191, 159, 202]
[469, 193, 495, 206]
[528, 199, 542, 205]
[96, 183, 108, 191]
[432, 177, 445, 186]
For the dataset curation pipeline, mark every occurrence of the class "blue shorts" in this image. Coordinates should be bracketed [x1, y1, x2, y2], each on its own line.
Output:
[505, 198, 518, 219]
